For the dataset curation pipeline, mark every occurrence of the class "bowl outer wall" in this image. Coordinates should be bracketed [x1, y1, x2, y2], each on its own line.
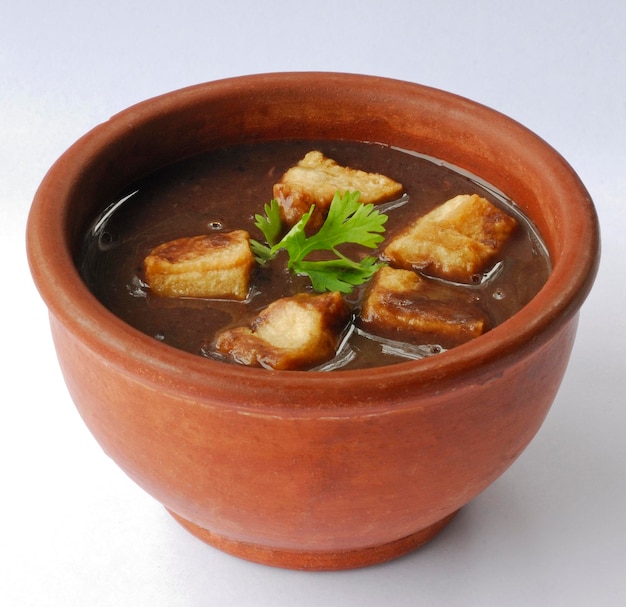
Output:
[47, 308, 580, 553]
[26, 73, 600, 554]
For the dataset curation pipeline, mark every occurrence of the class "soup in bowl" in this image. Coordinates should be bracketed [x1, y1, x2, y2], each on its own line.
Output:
[26, 73, 599, 570]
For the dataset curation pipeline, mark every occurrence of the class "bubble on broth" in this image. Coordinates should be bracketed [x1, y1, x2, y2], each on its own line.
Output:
[98, 230, 120, 251]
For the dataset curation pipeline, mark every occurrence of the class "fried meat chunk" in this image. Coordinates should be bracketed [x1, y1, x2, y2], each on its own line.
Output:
[273, 150, 403, 228]
[359, 266, 488, 348]
[144, 230, 254, 300]
[213, 291, 350, 370]
[382, 194, 517, 283]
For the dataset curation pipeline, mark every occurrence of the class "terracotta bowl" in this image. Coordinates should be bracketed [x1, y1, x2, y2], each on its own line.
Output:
[26, 72, 600, 570]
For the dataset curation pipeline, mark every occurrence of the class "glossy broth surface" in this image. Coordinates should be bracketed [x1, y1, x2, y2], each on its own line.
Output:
[80, 140, 550, 370]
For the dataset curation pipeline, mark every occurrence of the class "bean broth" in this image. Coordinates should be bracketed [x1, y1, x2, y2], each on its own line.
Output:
[79, 140, 550, 370]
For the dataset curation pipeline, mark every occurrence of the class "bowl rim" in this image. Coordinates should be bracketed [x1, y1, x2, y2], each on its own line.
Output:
[26, 71, 601, 411]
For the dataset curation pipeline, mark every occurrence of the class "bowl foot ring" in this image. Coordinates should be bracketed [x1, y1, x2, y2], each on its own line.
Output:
[167, 508, 459, 570]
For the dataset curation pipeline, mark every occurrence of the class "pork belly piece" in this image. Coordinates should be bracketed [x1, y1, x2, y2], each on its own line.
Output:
[382, 194, 517, 283]
[359, 266, 488, 348]
[214, 291, 350, 370]
[144, 230, 254, 300]
[273, 150, 403, 228]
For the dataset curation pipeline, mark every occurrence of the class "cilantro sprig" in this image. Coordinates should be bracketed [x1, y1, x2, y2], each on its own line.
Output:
[250, 191, 388, 293]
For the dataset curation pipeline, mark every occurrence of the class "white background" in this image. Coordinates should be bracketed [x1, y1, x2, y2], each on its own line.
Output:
[2, 1, 625, 605]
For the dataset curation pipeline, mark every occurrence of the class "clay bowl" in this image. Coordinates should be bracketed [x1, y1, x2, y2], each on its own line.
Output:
[26, 72, 600, 570]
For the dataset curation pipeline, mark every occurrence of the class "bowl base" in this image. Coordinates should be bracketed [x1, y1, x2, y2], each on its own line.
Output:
[167, 509, 459, 570]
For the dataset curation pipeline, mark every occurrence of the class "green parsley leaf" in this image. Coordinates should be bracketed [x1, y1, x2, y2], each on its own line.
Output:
[254, 199, 283, 247]
[250, 191, 388, 293]
[294, 254, 383, 293]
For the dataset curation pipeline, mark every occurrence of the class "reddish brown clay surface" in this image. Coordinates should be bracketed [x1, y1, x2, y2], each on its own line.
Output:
[27, 73, 600, 570]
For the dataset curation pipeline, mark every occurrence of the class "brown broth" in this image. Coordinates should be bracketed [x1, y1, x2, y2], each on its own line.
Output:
[79, 140, 550, 370]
